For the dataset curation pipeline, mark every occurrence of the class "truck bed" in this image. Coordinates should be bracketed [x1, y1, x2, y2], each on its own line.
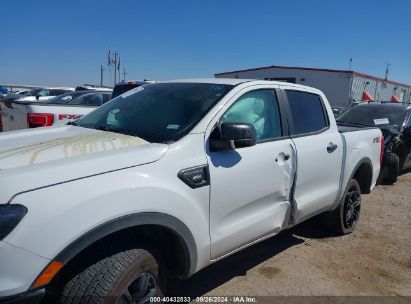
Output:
[0, 100, 97, 131]
[337, 123, 377, 133]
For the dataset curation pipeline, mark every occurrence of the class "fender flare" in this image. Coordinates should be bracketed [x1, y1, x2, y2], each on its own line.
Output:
[53, 212, 198, 277]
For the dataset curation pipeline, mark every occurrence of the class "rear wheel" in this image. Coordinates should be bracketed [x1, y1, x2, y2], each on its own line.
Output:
[325, 179, 361, 235]
[383, 153, 400, 184]
[61, 249, 164, 304]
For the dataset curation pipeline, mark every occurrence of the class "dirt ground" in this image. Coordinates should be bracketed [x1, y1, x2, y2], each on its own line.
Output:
[169, 170, 411, 297]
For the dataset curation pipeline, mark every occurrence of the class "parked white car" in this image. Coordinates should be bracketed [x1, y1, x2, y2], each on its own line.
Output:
[74, 84, 113, 92]
[5, 87, 74, 103]
[0, 90, 112, 131]
[0, 79, 382, 303]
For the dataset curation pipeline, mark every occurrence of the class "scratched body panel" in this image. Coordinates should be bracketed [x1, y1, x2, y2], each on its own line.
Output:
[0, 126, 148, 169]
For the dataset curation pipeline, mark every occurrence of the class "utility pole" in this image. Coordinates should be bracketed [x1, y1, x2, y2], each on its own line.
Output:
[117, 56, 120, 82]
[100, 65, 105, 86]
[122, 67, 127, 81]
[384, 62, 391, 81]
[114, 52, 117, 85]
[348, 57, 352, 71]
[109, 66, 112, 87]
[108, 50, 112, 87]
[107, 49, 121, 87]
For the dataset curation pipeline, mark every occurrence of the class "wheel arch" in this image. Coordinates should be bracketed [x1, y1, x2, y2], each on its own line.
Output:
[349, 157, 373, 195]
[41, 212, 198, 292]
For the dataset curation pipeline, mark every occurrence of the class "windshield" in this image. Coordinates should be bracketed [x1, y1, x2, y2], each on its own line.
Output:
[338, 105, 407, 128]
[46, 91, 88, 104]
[75, 82, 233, 143]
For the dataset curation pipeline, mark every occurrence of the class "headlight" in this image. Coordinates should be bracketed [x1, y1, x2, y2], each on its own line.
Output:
[0, 204, 27, 240]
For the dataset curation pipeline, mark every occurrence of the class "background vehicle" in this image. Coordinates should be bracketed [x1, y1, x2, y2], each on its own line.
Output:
[0, 90, 112, 131]
[0, 87, 8, 99]
[111, 80, 154, 98]
[1, 87, 74, 104]
[75, 84, 113, 92]
[331, 106, 347, 117]
[0, 79, 382, 303]
[338, 103, 411, 183]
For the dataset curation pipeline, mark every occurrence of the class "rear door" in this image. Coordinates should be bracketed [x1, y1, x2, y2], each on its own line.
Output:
[281, 87, 343, 223]
[207, 85, 295, 259]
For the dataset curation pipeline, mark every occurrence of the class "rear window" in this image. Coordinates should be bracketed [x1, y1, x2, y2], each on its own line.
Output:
[51, 89, 68, 96]
[286, 90, 328, 135]
[68, 93, 104, 106]
[338, 105, 407, 128]
[46, 91, 88, 104]
[112, 84, 141, 99]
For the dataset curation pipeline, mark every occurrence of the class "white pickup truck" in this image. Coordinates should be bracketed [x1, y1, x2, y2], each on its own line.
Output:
[0, 90, 112, 132]
[0, 79, 382, 303]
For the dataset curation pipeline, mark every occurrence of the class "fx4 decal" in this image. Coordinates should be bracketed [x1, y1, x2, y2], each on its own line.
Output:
[58, 114, 84, 120]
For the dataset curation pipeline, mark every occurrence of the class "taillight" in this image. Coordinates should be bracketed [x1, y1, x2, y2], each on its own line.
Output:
[27, 113, 54, 128]
[380, 136, 384, 164]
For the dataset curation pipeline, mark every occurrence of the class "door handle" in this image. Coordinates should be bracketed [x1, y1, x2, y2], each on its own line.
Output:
[275, 153, 291, 162]
[327, 143, 338, 153]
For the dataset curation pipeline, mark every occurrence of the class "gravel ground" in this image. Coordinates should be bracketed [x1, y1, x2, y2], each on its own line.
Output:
[169, 170, 411, 297]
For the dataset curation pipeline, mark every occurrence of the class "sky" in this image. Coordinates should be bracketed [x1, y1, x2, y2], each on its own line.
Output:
[1, 0, 410, 87]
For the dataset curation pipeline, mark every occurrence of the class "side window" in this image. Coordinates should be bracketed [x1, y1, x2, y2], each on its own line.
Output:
[286, 90, 328, 135]
[222, 90, 282, 140]
[52, 89, 66, 96]
[85, 94, 103, 106]
[39, 89, 50, 96]
[70, 93, 103, 106]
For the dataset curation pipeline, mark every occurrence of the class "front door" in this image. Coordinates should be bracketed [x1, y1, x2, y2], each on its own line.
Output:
[207, 88, 294, 259]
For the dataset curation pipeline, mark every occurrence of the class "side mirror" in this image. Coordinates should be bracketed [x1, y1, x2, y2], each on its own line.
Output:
[210, 122, 257, 151]
[35, 94, 41, 101]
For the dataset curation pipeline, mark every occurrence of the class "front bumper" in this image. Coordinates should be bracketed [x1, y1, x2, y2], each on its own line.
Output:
[0, 288, 45, 304]
[0, 241, 50, 297]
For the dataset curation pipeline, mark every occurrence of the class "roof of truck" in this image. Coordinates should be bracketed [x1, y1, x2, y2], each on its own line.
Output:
[163, 78, 315, 90]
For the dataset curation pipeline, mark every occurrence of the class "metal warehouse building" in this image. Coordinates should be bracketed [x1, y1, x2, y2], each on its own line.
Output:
[215, 65, 411, 107]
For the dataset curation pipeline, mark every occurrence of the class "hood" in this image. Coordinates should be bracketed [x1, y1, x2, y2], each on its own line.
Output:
[0, 125, 152, 169]
[0, 126, 168, 202]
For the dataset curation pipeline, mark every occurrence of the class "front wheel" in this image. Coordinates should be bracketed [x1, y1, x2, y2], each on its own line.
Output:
[324, 179, 361, 235]
[61, 249, 164, 304]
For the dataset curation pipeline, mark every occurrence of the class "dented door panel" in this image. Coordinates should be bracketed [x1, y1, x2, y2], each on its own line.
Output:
[208, 139, 295, 259]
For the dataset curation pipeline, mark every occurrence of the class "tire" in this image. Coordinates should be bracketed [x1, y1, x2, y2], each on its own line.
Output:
[383, 153, 400, 184]
[324, 179, 361, 235]
[61, 249, 164, 304]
